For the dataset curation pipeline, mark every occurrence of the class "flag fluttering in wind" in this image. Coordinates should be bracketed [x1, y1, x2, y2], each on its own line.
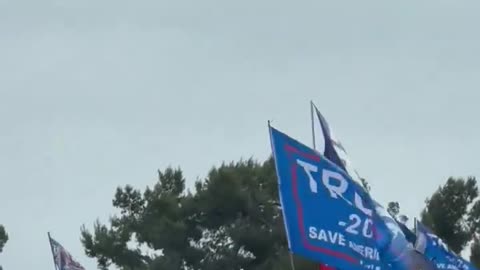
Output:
[415, 220, 477, 270]
[48, 233, 85, 270]
[269, 125, 385, 270]
[311, 102, 361, 184]
[310, 102, 436, 270]
[312, 102, 365, 270]
[396, 217, 417, 245]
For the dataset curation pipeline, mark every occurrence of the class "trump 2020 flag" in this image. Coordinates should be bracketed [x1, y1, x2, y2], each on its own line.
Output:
[312, 104, 436, 270]
[415, 220, 477, 270]
[48, 234, 85, 270]
[269, 125, 384, 270]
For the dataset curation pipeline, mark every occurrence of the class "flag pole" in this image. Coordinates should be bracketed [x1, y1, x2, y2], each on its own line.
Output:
[268, 120, 296, 270]
[310, 101, 318, 270]
[413, 218, 419, 252]
[289, 252, 297, 270]
[310, 101, 317, 150]
[47, 232, 58, 270]
[310, 102, 324, 270]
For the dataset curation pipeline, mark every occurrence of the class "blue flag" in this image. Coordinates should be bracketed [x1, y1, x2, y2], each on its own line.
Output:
[457, 257, 477, 270]
[415, 220, 477, 270]
[372, 205, 436, 270]
[270, 126, 384, 270]
[313, 105, 436, 270]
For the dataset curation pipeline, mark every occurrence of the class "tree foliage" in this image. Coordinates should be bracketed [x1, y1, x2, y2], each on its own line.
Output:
[420, 177, 478, 254]
[386, 202, 400, 218]
[81, 158, 317, 270]
[470, 236, 480, 269]
[0, 225, 7, 254]
[81, 153, 480, 269]
[0, 225, 7, 270]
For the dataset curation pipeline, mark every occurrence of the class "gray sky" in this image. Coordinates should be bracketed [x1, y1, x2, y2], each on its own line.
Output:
[1, 0, 480, 269]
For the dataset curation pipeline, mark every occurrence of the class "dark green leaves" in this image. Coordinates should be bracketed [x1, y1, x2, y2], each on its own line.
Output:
[82, 155, 479, 269]
[387, 202, 400, 218]
[0, 224, 7, 270]
[470, 236, 480, 268]
[0, 225, 7, 254]
[421, 177, 478, 254]
[81, 159, 316, 270]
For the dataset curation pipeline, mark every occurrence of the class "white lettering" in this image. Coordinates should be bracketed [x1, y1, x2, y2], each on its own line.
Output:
[322, 169, 348, 198]
[364, 246, 374, 259]
[349, 241, 380, 261]
[344, 214, 373, 239]
[309, 227, 317, 239]
[346, 214, 362, 235]
[295, 161, 374, 218]
[296, 159, 318, 193]
[363, 218, 374, 238]
[338, 232, 346, 246]
[318, 229, 327, 241]
[308, 227, 346, 246]
[355, 192, 372, 216]
[328, 230, 338, 243]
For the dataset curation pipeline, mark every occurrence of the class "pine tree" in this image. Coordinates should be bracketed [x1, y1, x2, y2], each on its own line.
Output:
[421, 177, 478, 254]
[81, 158, 316, 270]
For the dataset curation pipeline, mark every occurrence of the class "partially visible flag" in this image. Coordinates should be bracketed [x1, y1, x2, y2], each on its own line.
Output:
[312, 102, 361, 184]
[415, 220, 477, 270]
[394, 215, 417, 246]
[396, 220, 417, 245]
[457, 257, 477, 270]
[311, 102, 436, 270]
[48, 233, 85, 270]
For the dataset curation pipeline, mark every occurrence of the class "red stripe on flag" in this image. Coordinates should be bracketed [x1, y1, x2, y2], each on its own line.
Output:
[319, 264, 336, 270]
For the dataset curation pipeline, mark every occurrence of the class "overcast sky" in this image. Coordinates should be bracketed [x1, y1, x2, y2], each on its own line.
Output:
[1, 0, 480, 269]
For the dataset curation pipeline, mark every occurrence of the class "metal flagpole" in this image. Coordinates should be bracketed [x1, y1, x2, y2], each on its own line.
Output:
[289, 252, 297, 270]
[310, 101, 317, 150]
[47, 232, 58, 270]
[310, 102, 321, 270]
[310, 103, 320, 270]
[268, 121, 296, 270]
